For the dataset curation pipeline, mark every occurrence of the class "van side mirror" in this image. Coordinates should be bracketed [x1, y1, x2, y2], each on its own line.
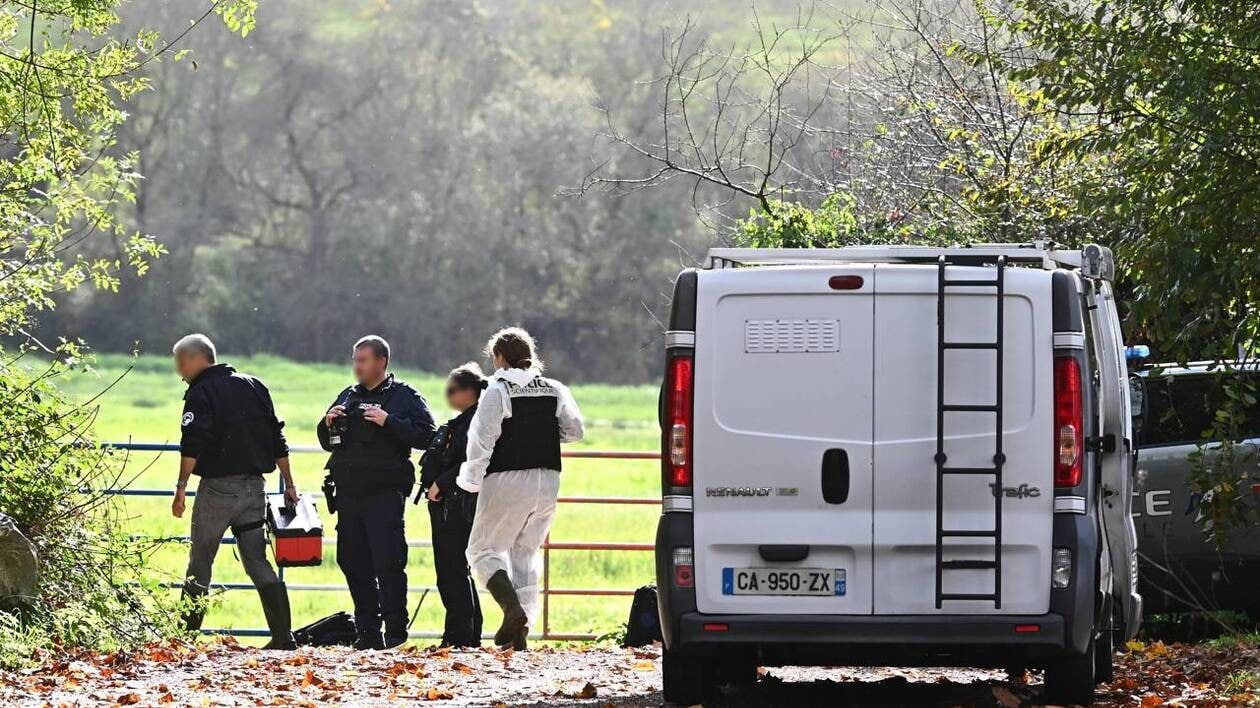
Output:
[1128, 374, 1147, 434]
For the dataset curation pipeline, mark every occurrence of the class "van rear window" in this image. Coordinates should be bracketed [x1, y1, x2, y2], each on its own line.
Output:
[1140, 372, 1260, 447]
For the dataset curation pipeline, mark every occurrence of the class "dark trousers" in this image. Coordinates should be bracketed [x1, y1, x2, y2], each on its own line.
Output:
[428, 492, 483, 646]
[336, 490, 408, 639]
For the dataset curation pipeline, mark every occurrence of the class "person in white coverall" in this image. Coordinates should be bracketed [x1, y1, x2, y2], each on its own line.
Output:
[456, 327, 584, 650]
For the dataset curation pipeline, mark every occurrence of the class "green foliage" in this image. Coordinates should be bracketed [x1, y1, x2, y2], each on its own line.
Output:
[998, 0, 1260, 540]
[0, 349, 180, 666]
[732, 0, 1258, 540]
[0, 0, 254, 661]
[0, 0, 163, 335]
[1006, 0, 1260, 362]
[738, 192, 925, 248]
[1180, 371, 1260, 540]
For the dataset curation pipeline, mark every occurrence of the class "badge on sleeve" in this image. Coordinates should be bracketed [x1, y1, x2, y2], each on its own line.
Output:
[182, 412, 195, 427]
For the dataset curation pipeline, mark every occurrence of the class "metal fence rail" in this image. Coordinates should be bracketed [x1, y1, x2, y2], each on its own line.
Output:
[100, 442, 660, 641]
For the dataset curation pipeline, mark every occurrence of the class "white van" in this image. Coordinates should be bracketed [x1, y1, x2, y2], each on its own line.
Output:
[654, 242, 1142, 705]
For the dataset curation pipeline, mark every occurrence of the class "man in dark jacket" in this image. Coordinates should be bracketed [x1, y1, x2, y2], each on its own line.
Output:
[171, 333, 299, 650]
[318, 335, 435, 649]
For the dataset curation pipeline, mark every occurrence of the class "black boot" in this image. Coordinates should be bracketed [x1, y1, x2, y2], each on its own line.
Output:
[514, 625, 528, 651]
[180, 582, 207, 636]
[485, 570, 527, 648]
[383, 629, 408, 650]
[257, 582, 297, 650]
[353, 630, 385, 651]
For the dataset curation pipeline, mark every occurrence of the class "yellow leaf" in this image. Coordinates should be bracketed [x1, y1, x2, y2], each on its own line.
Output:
[1125, 640, 1145, 652]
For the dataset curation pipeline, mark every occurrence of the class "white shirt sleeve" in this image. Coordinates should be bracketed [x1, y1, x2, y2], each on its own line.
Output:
[555, 381, 585, 444]
[456, 384, 509, 493]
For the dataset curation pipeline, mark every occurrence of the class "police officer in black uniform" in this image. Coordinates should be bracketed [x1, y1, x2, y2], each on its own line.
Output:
[171, 333, 299, 649]
[417, 363, 487, 647]
[318, 335, 435, 650]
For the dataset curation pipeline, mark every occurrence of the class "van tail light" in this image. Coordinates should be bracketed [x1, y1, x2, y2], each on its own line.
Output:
[672, 547, 695, 588]
[1053, 356, 1083, 488]
[666, 354, 694, 488]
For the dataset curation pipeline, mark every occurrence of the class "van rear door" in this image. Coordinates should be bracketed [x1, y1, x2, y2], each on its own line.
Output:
[871, 264, 1054, 615]
[692, 266, 874, 615]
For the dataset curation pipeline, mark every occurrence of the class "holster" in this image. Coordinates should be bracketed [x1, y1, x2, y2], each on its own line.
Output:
[321, 476, 338, 514]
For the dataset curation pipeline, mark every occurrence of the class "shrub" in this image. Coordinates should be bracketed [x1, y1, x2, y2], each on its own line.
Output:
[0, 345, 177, 666]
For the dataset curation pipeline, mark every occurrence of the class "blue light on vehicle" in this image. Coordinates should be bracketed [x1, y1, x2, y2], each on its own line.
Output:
[1125, 345, 1151, 361]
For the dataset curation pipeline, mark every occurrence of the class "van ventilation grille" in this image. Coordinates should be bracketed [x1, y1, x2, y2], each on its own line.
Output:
[745, 319, 840, 354]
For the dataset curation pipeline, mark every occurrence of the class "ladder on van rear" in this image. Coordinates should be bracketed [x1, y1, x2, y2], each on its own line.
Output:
[934, 255, 1007, 608]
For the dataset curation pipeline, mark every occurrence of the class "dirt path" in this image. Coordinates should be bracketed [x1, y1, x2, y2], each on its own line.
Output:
[0, 638, 1254, 706]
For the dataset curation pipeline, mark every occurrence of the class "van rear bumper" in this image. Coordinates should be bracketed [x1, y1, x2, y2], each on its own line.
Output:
[675, 611, 1072, 666]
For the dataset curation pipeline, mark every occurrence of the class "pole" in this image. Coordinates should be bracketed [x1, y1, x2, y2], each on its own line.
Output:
[542, 531, 551, 640]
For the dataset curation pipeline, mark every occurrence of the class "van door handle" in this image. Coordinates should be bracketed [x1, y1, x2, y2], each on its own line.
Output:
[821, 448, 850, 504]
[759, 545, 809, 562]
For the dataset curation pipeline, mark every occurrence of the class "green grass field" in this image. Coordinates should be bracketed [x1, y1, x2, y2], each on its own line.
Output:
[61, 353, 662, 644]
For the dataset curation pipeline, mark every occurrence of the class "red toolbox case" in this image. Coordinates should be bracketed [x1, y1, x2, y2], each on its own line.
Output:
[266, 494, 323, 567]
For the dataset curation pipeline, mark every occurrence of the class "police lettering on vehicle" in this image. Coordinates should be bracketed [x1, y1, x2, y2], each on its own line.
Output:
[1131, 489, 1173, 518]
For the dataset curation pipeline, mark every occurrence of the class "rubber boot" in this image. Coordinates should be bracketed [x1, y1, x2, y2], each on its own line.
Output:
[180, 582, 207, 636]
[510, 624, 528, 651]
[485, 570, 527, 648]
[257, 582, 297, 650]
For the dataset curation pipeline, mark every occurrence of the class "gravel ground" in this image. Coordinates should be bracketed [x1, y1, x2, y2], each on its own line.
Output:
[1, 638, 1254, 706]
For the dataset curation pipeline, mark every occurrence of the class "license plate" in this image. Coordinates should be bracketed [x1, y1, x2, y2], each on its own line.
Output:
[722, 567, 846, 596]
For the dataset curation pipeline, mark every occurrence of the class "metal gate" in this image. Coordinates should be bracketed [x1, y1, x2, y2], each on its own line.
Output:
[100, 442, 660, 641]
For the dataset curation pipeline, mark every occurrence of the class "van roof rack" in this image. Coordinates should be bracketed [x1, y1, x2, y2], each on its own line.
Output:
[704, 240, 1115, 281]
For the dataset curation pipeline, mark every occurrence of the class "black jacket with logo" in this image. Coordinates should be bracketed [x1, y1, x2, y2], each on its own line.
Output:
[317, 374, 436, 495]
[179, 364, 289, 478]
[421, 404, 477, 496]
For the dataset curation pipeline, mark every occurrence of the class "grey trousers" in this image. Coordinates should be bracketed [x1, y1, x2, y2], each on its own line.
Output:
[184, 474, 280, 594]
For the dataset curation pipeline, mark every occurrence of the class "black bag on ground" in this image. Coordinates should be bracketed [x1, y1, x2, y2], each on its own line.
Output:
[293, 611, 357, 647]
[623, 584, 662, 647]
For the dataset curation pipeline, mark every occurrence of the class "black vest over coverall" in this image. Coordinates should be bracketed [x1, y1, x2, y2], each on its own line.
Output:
[486, 377, 562, 475]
